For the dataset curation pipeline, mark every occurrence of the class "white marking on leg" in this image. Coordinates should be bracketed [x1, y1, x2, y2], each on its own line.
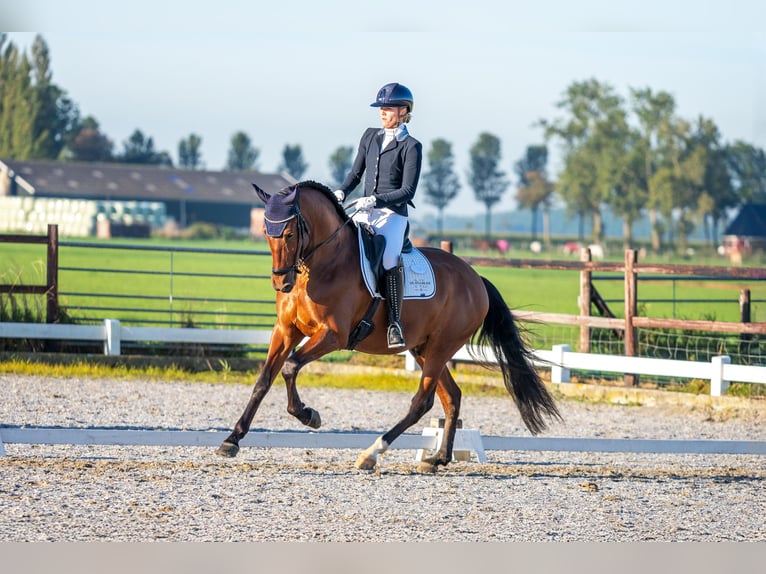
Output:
[362, 435, 389, 464]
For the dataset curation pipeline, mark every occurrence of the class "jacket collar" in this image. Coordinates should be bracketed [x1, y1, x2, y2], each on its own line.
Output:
[376, 124, 410, 142]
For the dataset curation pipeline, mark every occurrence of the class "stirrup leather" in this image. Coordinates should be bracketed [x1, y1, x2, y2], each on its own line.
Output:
[384, 264, 405, 348]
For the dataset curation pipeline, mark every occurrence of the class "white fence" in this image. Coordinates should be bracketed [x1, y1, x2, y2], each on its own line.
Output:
[2, 319, 763, 396]
[1, 319, 765, 460]
[3, 425, 765, 460]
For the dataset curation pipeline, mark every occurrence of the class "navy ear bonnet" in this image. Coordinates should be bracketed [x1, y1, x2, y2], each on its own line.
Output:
[264, 186, 299, 237]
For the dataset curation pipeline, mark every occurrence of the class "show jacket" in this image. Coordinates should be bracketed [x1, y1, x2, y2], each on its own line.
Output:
[339, 125, 422, 217]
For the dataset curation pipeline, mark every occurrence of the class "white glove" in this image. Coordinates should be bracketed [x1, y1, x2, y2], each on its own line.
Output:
[333, 190, 345, 203]
[356, 195, 377, 211]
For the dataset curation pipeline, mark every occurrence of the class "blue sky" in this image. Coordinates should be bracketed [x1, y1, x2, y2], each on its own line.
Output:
[4, 0, 765, 216]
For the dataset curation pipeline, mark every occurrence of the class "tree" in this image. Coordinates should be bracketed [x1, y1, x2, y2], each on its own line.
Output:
[724, 141, 766, 205]
[29, 35, 79, 159]
[514, 145, 553, 245]
[118, 129, 171, 165]
[66, 116, 113, 162]
[422, 138, 460, 236]
[328, 146, 354, 188]
[690, 117, 736, 245]
[279, 144, 308, 180]
[650, 117, 706, 252]
[226, 131, 259, 171]
[541, 79, 626, 243]
[467, 132, 508, 238]
[178, 133, 203, 170]
[631, 87, 677, 252]
[0, 36, 39, 159]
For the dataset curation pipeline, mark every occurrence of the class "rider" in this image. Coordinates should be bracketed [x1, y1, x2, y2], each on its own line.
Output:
[334, 82, 422, 349]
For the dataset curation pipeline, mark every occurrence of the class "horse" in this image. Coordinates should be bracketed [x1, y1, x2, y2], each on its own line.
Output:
[217, 181, 561, 472]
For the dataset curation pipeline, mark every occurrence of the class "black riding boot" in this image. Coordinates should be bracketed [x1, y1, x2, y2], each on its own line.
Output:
[383, 264, 405, 348]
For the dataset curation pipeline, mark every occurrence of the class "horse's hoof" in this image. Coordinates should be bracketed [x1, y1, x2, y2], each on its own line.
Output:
[354, 455, 376, 471]
[306, 408, 321, 429]
[416, 460, 437, 474]
[216, 441, 240, 458]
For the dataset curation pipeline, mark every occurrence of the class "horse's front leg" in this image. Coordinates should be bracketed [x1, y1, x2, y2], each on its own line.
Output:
[216, 325, 302, 458]
[282, 326, 343, 429]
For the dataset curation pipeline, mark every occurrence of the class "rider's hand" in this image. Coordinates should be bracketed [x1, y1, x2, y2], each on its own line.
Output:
[333, 190, 345, 203]
[357, 196, 377, 210]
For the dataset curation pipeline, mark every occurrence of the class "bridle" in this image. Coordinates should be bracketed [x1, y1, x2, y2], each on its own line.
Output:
[271, 195, 354, 277]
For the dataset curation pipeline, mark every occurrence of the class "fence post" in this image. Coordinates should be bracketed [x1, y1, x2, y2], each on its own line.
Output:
[624, 249, 639, 386]
[710, 355, 731, 396]
[579, 248, 592, 353]
[46, 224, 59, 324]
[104, 319, 121, 356]
[740, 289, 751, 353]
[551, 344, 571, 383]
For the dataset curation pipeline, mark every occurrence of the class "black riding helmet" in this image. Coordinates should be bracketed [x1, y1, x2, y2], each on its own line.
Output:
[370, 82, 414, 113]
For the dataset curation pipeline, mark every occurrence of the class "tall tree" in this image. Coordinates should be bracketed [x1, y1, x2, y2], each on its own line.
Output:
[422, 138, 460, 236]
[118, 129, 171, 165]
[0, 36, 38, 159]
[279, 144, 308, 180]
[226, 131, 259, 171]
[650, 117, 705, 252]
[690, 117, 736, 245]
[29, 35, 79, 159]
[328, 145, 354, 188]
[467, 132, 508, 238]
[725, 141, 766, 204]
[631, 87, 677, 252]
[541, 79, 624, 242]
[178, 133, 203, 169]
[66, 116, 113, 162]
[514, 145, 553, 244]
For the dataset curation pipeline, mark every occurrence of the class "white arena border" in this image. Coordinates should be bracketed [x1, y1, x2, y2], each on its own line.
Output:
[2, 426, 765, 460]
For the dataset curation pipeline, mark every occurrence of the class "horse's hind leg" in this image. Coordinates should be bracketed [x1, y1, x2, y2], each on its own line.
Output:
[355, 350, 445, 471]
[417, 365, 462, 474]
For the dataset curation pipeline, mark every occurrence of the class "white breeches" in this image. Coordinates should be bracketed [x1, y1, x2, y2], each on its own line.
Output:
[352, 207, 407, 270]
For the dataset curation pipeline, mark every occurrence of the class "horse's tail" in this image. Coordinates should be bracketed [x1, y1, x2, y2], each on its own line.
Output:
[471, 276, 562, 435]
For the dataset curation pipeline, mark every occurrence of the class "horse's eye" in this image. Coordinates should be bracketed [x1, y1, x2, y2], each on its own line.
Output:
[285, 231, 294, 240]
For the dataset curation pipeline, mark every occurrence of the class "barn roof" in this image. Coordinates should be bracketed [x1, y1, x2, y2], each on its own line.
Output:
[0, 159, 296, 205]
[724, 203, 766, 238]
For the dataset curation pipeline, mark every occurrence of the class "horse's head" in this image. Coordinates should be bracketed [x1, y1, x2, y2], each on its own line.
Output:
[255, 181, 350, 293]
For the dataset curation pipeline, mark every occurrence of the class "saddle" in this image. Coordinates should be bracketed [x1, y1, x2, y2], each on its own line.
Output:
[357, 223, 435, 299]
[345, 223, 435, 350]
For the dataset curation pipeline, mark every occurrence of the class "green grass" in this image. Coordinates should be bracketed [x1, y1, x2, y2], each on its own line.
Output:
[2, 236, 761, 324]
[0, 355, 512, 398]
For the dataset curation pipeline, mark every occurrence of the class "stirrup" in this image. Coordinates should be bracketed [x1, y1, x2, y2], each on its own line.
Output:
[387, 322, 406, 348]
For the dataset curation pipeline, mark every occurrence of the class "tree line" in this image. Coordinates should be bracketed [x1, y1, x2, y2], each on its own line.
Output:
[3, 35, 765, 251]
[0, 35, 311, 177]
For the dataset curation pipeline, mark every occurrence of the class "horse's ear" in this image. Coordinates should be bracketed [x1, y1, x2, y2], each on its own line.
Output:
[252, 183, 271, 204]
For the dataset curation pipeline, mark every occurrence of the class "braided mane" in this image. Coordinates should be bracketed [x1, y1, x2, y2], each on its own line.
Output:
[294, 180, 351, 224]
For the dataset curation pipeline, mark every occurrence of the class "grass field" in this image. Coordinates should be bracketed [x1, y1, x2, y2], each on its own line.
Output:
[2, 236, 763, 327]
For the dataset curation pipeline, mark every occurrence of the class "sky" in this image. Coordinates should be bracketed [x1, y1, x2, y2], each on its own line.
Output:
[3, 0, 766, 216]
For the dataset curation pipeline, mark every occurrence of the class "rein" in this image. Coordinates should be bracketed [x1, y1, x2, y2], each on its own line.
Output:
[271, 199, 354, 276]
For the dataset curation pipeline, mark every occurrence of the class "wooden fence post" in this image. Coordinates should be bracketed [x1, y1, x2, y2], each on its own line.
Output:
[624, 249, 638, 386]
[440, 240, 453, 254]
[579, 248, 592, 353]
[740, 289, 751, 353]
[46, 224, 59, 324]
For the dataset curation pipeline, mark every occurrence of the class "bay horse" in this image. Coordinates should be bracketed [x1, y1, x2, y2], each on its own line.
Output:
[217, 181, 561, 472]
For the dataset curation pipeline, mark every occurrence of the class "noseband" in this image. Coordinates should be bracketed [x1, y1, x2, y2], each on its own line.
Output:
[271, 198, 353, 277]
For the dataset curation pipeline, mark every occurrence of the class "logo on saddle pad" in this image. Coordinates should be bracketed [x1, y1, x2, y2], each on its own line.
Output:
[357, 227, 435, 299]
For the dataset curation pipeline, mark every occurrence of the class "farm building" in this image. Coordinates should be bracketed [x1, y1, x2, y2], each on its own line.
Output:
[0, 159, 296, 237]
[721, 203, 766, 261]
